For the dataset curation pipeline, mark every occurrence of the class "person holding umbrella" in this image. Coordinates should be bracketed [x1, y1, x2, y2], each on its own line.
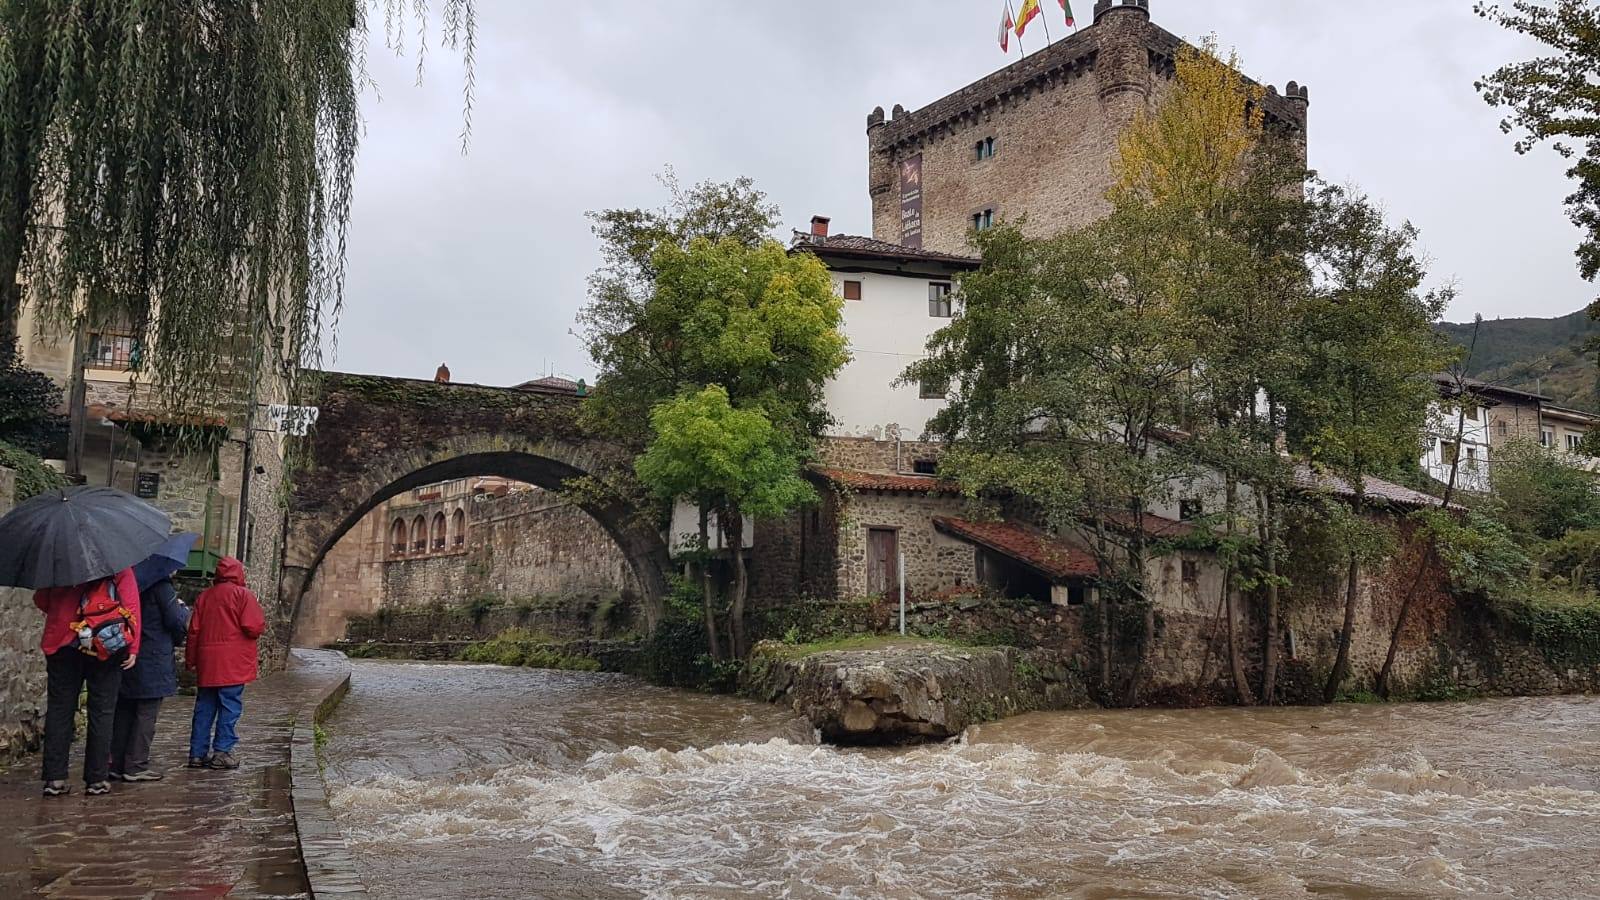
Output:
[0, 486, 171, 797]
[110, 533, 198, 783]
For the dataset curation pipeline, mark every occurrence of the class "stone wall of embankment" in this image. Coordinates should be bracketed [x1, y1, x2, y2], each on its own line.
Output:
[0, 467, 47, 763]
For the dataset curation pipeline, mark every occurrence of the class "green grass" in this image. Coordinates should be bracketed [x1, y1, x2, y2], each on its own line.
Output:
[757, 633, 969, 660]
[457, 627, 601, 672]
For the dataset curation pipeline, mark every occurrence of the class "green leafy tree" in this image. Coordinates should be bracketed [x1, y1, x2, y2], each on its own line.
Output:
[0, 337, 62, 455]
[635, 386, 816, 659]
[1485, 439, 1600, 542]
[578, 172, 783, 442]
[582, 188, 847, 655]
[908, 215, 1202, 705]
[1477, 1, 1600, 372]
[1286, 184, 1453, 702]
[0, 1, 476, 416]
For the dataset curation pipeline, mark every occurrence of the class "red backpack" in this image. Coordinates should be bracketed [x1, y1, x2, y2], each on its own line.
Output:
[70, 579, 134, 661]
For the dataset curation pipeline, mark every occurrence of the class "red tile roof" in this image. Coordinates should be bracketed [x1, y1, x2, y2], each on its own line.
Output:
[1291, 464, 1458, 510]
[813, 467, 962, 495]
[1099, 509, 1201, 540]
[792, 234, 982, 269]
[934, 517, 1099, 581]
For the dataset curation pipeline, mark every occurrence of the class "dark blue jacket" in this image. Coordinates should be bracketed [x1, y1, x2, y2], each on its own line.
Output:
[120, 579, 190, 699]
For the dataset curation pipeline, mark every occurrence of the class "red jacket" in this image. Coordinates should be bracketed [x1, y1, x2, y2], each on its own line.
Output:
[185, 557, 265, 688]
[35, 568, 141, 658]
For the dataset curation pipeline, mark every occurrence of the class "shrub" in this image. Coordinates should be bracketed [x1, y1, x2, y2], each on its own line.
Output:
[1494, 586, 1600, 668]
[0, 438, 66, 501]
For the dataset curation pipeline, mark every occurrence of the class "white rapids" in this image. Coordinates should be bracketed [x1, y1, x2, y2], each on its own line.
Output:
[322, 660, 1600, 899]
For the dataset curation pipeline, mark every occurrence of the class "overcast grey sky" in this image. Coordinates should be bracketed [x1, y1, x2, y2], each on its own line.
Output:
[331, 0, 1587, 387]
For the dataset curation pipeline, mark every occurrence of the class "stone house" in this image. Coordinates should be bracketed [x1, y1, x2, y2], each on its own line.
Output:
[1542, 404, 1600, 471]
[294, 476, 638, 647]
[6, 289, 292, 616]
[1423, 374, 1600, 490]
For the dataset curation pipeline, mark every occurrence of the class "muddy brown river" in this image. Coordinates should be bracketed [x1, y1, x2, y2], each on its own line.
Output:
[322, 660, 1600, 898]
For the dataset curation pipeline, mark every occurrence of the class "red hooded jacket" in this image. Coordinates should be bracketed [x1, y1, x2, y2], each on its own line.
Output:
[185, 557, 265, 688]
[34, 567, 141, 658]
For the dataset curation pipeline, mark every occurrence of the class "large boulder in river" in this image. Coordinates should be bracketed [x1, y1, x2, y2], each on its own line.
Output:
[743, 638, 1087, 745]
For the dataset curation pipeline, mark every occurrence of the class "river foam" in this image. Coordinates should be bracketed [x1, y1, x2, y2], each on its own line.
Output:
[321, 661, 1600, 899]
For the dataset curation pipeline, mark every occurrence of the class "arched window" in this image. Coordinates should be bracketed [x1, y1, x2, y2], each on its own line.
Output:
[390, 519, 407, 556]
[451, 508, 466, 547]
[432, 512, 447, 551]
[411, 516, 426, 554]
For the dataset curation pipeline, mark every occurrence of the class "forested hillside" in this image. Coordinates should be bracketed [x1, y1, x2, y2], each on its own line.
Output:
[1438, 309, 1600, 411]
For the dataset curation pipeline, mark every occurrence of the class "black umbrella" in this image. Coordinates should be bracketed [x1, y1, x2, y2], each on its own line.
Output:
[0, 486, 172, 590]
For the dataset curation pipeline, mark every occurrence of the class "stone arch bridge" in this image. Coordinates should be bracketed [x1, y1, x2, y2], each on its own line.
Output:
[279, 372, 669, 638]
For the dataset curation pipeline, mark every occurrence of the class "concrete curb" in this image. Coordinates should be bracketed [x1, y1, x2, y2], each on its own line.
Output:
[287, 650, 368, 897]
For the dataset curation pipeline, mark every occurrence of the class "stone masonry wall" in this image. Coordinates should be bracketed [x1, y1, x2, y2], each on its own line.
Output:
[295, 487, 636, 646]
[868, 6, 1306, 257]
[0, 467, 47, 761]
[818, 436, 944, 475]
[834, 491, 978, 599]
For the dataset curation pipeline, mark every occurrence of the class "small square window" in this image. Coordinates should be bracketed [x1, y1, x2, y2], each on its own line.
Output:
[842, 280, 862, 301]
[928, 282, 952, 317]
[971, 209, 995, 231]
[913, 459, 938, 475]
[1182, 560, 1199, 585]
[919, 377, 949, 400]
[1541, 430, 1554, 448]
[1569, 433, 1583, 452]
[1179, 499, 1203, 522]
[975, 137, 996, 160]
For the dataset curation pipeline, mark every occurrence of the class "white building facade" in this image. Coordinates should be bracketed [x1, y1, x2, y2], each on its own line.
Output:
[792, 221, 980, 441]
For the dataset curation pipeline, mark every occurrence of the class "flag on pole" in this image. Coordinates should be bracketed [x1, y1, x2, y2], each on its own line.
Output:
[998, 4, 1014, 52]
[1015, 0, 1041, 37]
[1060, 0, 1076, 27]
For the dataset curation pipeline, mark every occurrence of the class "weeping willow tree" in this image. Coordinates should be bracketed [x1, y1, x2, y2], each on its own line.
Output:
[0, 0, 476, 418]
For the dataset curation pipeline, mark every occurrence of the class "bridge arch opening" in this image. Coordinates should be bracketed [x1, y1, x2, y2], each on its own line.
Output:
[284, 449, 669, 648]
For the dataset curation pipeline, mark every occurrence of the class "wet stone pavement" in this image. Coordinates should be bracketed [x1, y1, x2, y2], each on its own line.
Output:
[0, 651, 349, 899]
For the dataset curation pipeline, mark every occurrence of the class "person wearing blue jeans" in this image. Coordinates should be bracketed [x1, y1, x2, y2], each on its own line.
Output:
[184, 558, 264, 769]
[188, 685, 245, 763]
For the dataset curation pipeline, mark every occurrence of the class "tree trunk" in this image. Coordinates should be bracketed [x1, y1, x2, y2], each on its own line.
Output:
[1117, 498, 1152, 707]
[1376, 388, 1471, 698]
[697, 505, 722, 661]
[1223, 480, 1257, 705]
[1259, 490, 1281, 705]
[725, 510, 749, 659]
[1090, 518, 1115, 701]
[1324, 553, 1360, 702]
[1376, 546, 1433, 699]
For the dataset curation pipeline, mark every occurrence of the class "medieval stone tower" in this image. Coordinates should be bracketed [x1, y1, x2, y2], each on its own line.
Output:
[867, 0, 1309, 255]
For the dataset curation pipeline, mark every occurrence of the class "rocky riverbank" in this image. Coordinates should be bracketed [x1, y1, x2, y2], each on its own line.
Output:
[742, 636, 1091, 745]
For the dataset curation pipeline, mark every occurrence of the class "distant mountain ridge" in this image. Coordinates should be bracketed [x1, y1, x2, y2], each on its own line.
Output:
[1437, 309, 1600, 413]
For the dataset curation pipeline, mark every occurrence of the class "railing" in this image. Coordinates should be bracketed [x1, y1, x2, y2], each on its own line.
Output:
[411, 540, 426, 553]
[453, 535, 464, 547]
[432, 537, 446, 551]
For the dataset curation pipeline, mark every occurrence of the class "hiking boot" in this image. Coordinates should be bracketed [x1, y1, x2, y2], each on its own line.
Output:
[85, 781, 111, 796]
[42, 781, 70, 797]
[205, 752, 239, 770]
[186, 756, 210, 769]
[108, 771, 124, 782]
[121, 770, 163, 782]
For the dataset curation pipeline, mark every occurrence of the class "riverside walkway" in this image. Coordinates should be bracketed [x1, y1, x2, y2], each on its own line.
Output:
[0, 650, 356, 899]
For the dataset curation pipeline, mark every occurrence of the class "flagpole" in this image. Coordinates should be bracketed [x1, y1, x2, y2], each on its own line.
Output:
[1041, 12, 1052, 44]
[1009, 0, 1027, 58]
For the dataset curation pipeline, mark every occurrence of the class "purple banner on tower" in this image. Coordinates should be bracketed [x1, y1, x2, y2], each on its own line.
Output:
[899, 153, 924, 249]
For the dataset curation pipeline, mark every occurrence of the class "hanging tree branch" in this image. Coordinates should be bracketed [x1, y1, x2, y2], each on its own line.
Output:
[0, 0, 477, 424]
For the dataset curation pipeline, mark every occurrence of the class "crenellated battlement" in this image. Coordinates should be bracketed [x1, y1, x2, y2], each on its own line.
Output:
[869, 4, 1305, 154]
[864, 2, 1308, 254]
